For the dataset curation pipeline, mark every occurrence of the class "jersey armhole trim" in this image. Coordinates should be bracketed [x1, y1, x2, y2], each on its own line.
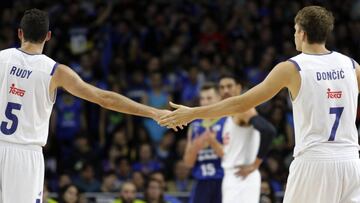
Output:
[287, 59, 301, 71]
[50, 63, 59, 76]
[350, 57, 356, 69]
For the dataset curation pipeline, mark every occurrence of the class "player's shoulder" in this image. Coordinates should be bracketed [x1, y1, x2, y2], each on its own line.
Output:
[34, 54, 58, 74]
[38, 53, 56, 65]
[188, 119, 203, 130]
[215, 117, 228, 125]
[333, 51, 357, 65]
[0, 48, 16, 58]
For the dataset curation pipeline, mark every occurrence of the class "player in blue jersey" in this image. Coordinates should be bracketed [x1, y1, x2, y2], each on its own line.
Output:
[183, 82, 226, 203]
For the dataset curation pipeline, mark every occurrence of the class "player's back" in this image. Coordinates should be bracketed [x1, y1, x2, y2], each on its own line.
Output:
[0, 48, 57, 146]
[289, 51, 359, 157]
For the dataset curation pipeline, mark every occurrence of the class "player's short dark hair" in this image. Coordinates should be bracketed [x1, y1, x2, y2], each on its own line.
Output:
[218, 73, 241, 84]
[295, 6, 334, 44]
[20, 8, 49, 43]
[200, 82, 218, 92]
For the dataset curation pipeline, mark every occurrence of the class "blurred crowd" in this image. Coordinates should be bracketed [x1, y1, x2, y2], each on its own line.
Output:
[1, 0, 360, 202]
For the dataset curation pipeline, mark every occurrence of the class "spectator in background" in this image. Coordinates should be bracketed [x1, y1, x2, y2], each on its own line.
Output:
[143, 178, 167, 203]
[111, 127, 133, 159]
[132, 143, 162, 175]
[103, 145, 122, 172]
[150, 172, 181, 203]
[125, 70, 148, 103]
[174, 138, 187, 160]
[68, 135, 99, 173]
[132, 171, 146, 193]
[101, 170, 119, 193]
[53, 93, 86, 143]
[143, 72, 171, 143]
[155, 130, 176, 176]
[260, 179, 274, 203]
[115, 157, 132, 183]
[43, 184, 58, 203]
[167, 160, 193, 193]
[55, 173, 73, 192]
[132, 125, 152, 147]
[52, 92, 87, 167]
[74, 163, 101, 192]
[156, 130, 175, 161]
[262, 152, 286, 200]
[112, 181, 145, 203]
[58, 184, 80, 203]
[180, 66, 204, 107]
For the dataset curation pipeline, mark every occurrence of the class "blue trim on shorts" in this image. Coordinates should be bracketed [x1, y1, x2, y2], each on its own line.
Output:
[288, 59, 301, 71]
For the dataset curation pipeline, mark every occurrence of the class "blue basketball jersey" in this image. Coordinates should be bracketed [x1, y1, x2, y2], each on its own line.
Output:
[190, 117, 226, 180]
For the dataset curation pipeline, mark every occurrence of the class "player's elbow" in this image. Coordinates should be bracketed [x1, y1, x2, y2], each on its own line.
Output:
[98, 91, 115, 109]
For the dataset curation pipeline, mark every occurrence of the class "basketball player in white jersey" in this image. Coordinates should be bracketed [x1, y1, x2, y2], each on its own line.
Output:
[160, 6, 360, 202]
[218, 74, 276, 203]
[0, 9, 171, 203]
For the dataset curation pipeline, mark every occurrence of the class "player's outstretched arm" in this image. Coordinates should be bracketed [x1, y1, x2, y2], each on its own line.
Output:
[160, 61, 297, 128]
[51, 64, 169, 121]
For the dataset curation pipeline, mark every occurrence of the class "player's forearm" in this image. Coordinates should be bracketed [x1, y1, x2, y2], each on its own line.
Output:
[192, 96, 250, 119]
[100, 91, 158, 119]
[253, 158, 263, 168]
[183, 145, 199, 167]
[208, 137, 224, 157]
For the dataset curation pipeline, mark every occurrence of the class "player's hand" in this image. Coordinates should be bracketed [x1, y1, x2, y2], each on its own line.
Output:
[234, 164, 257, 178]
[158, 102, 194, 130]
[235, 158, 262, 178]
[154, 109, 185, 131]
[192, 131, 211, 151]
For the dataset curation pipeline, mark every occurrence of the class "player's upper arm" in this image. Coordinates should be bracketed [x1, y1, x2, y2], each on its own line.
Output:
[50, 64, 106, 106]
[354, 60, 360, 92]
[238, 61, 298, 109]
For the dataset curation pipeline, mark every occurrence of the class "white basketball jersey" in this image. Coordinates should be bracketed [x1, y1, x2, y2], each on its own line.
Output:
[221, 117, 260, 169]
[0, 48, 57, 146]
[289, 51, 359, 157]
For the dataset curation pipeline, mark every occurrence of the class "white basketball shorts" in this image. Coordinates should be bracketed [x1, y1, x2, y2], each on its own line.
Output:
[0, 140, 44, 203]
[284, 150, 360, 203]
[222, 168, 261, 203]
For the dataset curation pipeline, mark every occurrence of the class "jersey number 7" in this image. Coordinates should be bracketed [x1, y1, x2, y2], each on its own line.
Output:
[328, 107, 344, 141]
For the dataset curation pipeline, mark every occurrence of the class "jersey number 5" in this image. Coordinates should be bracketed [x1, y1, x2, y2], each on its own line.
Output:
[1, 102, 22, 135]
[328, 107, 344, 141]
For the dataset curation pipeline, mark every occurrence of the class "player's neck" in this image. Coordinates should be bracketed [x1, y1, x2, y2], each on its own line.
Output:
[301, 43, 330, 55]
[19, 42, 44, 55]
